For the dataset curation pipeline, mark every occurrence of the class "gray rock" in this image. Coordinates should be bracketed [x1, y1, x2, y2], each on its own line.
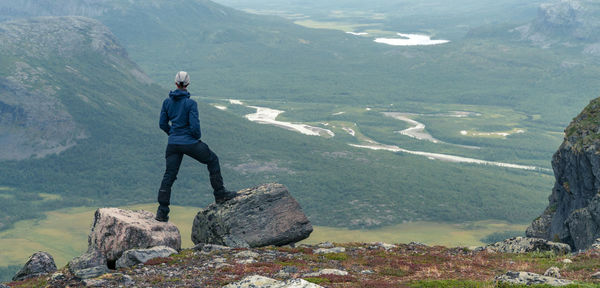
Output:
[223, 275, 324, 288]
[88, 208, 181, 263]
[191, 183, 313, 248]
[317, 242, 334, 248]
[369, 242, 397, 250]
[12, 251, 57, 281]
[486, 237, 571, 255]
[82, 278, 107, 287]
[50, 272, 65, 281]
[544, 266, 561, 278]
[222, 275, 279, 288]
[106, 273, 134, 286]
[234, 250, 260, 258]
[591, 271, 600, 279]
[314, 247, 346, 254]
[527, 98, 600, 251]
[73, 266, 109, 279]
[69, 249, 105, 270]
[282, 266, 298, 273]
[68, 249, 107, 278]
[115, 246, 177, 268]
[591, 238, 600, 250]
[236, 258, 257, 264]
[495, 271, 573, 286]
[303, 268, 348, 277]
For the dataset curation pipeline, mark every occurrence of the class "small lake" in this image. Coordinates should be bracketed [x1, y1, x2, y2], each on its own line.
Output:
[374, 33, 449, 46]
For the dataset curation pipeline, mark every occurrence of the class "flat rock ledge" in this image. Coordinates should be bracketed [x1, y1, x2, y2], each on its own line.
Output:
[88, 208, 181, 264]
[495, 271, 573, 286]
[68, 250, 108, 279]
[486, 237, 571, 255]
[116, 246, 177, 268]
[192, 183, 313, 248]
[223, 275, 324, 288]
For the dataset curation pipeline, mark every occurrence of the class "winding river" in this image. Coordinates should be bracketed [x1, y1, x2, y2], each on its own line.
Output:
[225, 100, 546, 172]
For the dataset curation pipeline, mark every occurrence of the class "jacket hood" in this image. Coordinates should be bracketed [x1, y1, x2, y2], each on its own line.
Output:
[169, 89, 190, 101]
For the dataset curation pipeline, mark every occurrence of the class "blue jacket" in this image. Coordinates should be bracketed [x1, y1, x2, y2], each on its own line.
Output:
[159, 89, 201, 144]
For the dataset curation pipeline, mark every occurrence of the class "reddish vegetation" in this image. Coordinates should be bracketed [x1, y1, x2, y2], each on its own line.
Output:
[6, 243, 600, 287]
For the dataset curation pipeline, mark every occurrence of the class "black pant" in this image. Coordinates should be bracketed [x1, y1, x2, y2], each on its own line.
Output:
[158, 141, 224, 207]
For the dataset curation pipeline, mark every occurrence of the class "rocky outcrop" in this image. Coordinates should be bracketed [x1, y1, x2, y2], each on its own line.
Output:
[12, 251, 57, 281]
[116, 246, 177, 268]
[527, 98, 600, 251]
[191, 183, 312, 248]
[485, 237, 571, 255]
[495, 271, 573, 286]
[88, 208, 181, 265]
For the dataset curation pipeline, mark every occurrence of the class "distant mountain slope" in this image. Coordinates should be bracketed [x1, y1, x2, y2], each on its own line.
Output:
[0, 16, 167, 228]
[0, 16, 153, 160]
[516, 0, 600, 50]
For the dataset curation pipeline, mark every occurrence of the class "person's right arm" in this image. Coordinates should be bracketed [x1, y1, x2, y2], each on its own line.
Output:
[159, 100, 171, 135]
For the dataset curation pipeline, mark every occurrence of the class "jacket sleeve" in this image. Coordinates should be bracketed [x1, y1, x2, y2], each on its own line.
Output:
[189, 100, 201, 140]
[159, 100, 171, 135]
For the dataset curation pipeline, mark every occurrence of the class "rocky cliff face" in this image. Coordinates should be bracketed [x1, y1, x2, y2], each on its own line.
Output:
[527, 97, 600, 250]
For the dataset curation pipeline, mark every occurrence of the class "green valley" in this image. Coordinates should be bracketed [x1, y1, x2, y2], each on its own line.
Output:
[1, 0, 599, 281]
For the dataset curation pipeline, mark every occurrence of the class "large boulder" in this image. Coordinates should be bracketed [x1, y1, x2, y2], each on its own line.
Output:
[192, 183, 313, 248]
[12, 251, 57, 281]
[88, 208, 181, 265]
[486, 237, 571, 255]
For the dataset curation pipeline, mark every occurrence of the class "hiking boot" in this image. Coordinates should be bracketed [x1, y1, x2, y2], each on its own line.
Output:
[155, 206, 169, 222]
[214, 189, 238, 204]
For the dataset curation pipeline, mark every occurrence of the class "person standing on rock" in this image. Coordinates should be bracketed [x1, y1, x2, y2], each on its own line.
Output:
[155, 71, 237, 222]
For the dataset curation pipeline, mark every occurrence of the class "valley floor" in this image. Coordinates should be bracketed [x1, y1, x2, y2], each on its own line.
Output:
[6, 242, 600, 287]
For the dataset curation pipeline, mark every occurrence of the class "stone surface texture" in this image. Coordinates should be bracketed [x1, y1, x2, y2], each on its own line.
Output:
[191, 183, 312, 248]
[68, 249, 107, 279]
[223, 275, 324, 288]
[544, 266, 561, 278]
[495, 271, 573, 286]
[486, 237, 571, 255]
[527, 97, 600, 250]
[12, 251, 57, 281]
[88, 208, 181, 262]
[116, 246, 177, 268]
[303, 269, 349, 277]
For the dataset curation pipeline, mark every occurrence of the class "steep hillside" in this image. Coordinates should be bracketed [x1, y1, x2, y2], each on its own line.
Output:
[0, 16, 152, 160]
[0, 16, 165, 228]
